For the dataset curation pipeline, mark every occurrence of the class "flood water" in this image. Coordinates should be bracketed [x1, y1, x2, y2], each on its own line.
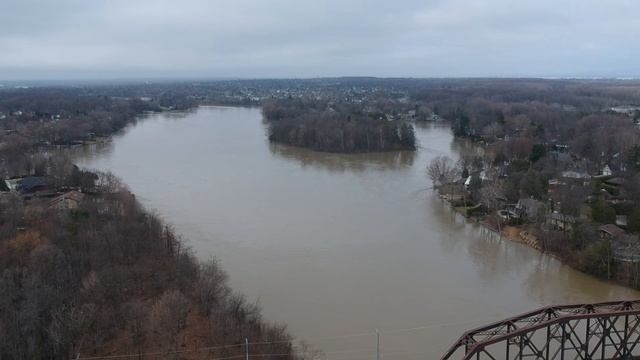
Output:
[72, 106, 639, 359]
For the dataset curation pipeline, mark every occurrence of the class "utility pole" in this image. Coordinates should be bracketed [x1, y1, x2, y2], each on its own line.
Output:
[376, 329, 380, 360]
[245, 338, 249, 360]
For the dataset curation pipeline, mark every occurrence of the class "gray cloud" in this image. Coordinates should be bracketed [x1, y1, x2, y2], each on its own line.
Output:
[0, 0, 638, 79]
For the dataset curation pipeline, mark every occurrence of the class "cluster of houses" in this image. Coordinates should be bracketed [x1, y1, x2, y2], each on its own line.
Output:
[608, 105, 640, 119]
[2, 176, 84, 210]
[2, 175, 138, 219]
[453, 140, 640, 262]
[508, 163, 639, 261]
[599, 223, 640, 262]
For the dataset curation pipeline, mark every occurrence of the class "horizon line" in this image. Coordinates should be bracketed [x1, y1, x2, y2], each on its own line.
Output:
[2, 75, 640, 86]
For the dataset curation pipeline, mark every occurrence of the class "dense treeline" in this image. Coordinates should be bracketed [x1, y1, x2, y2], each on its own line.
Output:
[0, 88, 162, 145]
[0, 88, 164, 181]
[406, 80, 640, 161]
[262, 99, 415, 153]
[0, 156, 295, 359]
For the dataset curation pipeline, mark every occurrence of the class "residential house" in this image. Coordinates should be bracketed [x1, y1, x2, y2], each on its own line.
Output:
[552, 144, 570, 153]
[464, 176, 472, 190]
[561, 170, 591, 180]
[48, 191, 85, 210]
[4, 178, 22, 192]
[607, 154, 627, 175]
[604, 177, 625, 187]
[516, 198, 543, 221]
[601, 177, 628, 204]
[547, 179, 566, 195]
[599, 224, 626, 241]
[598, 223, 640, 262]
[609, 105, 640, 116]
[464, 171, 490, 191]
[617, 216, 629, 229]
[561, 170, 592, 187]
[547, 212, 577, 231]
[19, 177, 50, 194]
[426, 113, 442, 122]
[4, 176, 51, 194]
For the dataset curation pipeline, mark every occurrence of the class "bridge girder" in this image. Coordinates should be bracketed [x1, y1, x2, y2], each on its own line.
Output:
[442, 300, 640, 360]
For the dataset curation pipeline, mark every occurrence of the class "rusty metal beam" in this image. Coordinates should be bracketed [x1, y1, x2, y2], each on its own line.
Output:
[442, 300, 640, 360]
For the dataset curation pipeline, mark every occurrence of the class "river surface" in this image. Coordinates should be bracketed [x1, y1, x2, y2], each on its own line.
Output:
[72, 106, 639, 359]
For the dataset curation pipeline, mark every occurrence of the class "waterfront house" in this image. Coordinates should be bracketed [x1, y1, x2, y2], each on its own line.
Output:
[547, 212, 577, 231]
[516, 198, 543, 221]
[599, 224, 626, 241]
[599, 223, 640, 262]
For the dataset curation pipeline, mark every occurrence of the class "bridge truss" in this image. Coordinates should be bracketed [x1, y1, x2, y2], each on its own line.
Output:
[442, 300, 640, 360]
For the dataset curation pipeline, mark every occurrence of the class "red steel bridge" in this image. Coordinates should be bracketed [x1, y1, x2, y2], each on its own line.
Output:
[442, 300, 640, 360]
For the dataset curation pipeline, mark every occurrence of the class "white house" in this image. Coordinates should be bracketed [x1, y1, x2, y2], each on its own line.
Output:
[4, 178, 22, 192]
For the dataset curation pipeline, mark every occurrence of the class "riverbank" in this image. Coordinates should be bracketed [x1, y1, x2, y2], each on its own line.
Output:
[441, 194, 536, 247]
[438, 191, 640, 291]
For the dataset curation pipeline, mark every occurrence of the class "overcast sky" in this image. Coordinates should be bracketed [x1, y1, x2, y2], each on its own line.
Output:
[1, 0, 639, 80]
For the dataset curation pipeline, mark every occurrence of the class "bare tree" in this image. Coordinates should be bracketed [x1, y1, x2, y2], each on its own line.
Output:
[479, 180, 506, 237]
[48, 303, 96, 359]
[296, 341, 324, 360]
[93, 171, 127, 193]
[197, 257, 230, 315]
[426, 156, 456, 188]
[482, 122, 503, 142]
[122, 300, 148, 357]
[148, 290, 190, 356]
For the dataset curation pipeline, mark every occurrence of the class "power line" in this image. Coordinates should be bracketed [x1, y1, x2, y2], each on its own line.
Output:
[325, 348, 447, 360]
[77, 351, 290, 360]
[74, 316, 500, 360]
[324, 349, 420, 360]
[378, 317, 494, 335]
[74, 344, 244, 360]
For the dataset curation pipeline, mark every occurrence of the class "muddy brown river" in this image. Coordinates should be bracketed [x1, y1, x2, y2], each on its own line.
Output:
[72, 106, 639, 359]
